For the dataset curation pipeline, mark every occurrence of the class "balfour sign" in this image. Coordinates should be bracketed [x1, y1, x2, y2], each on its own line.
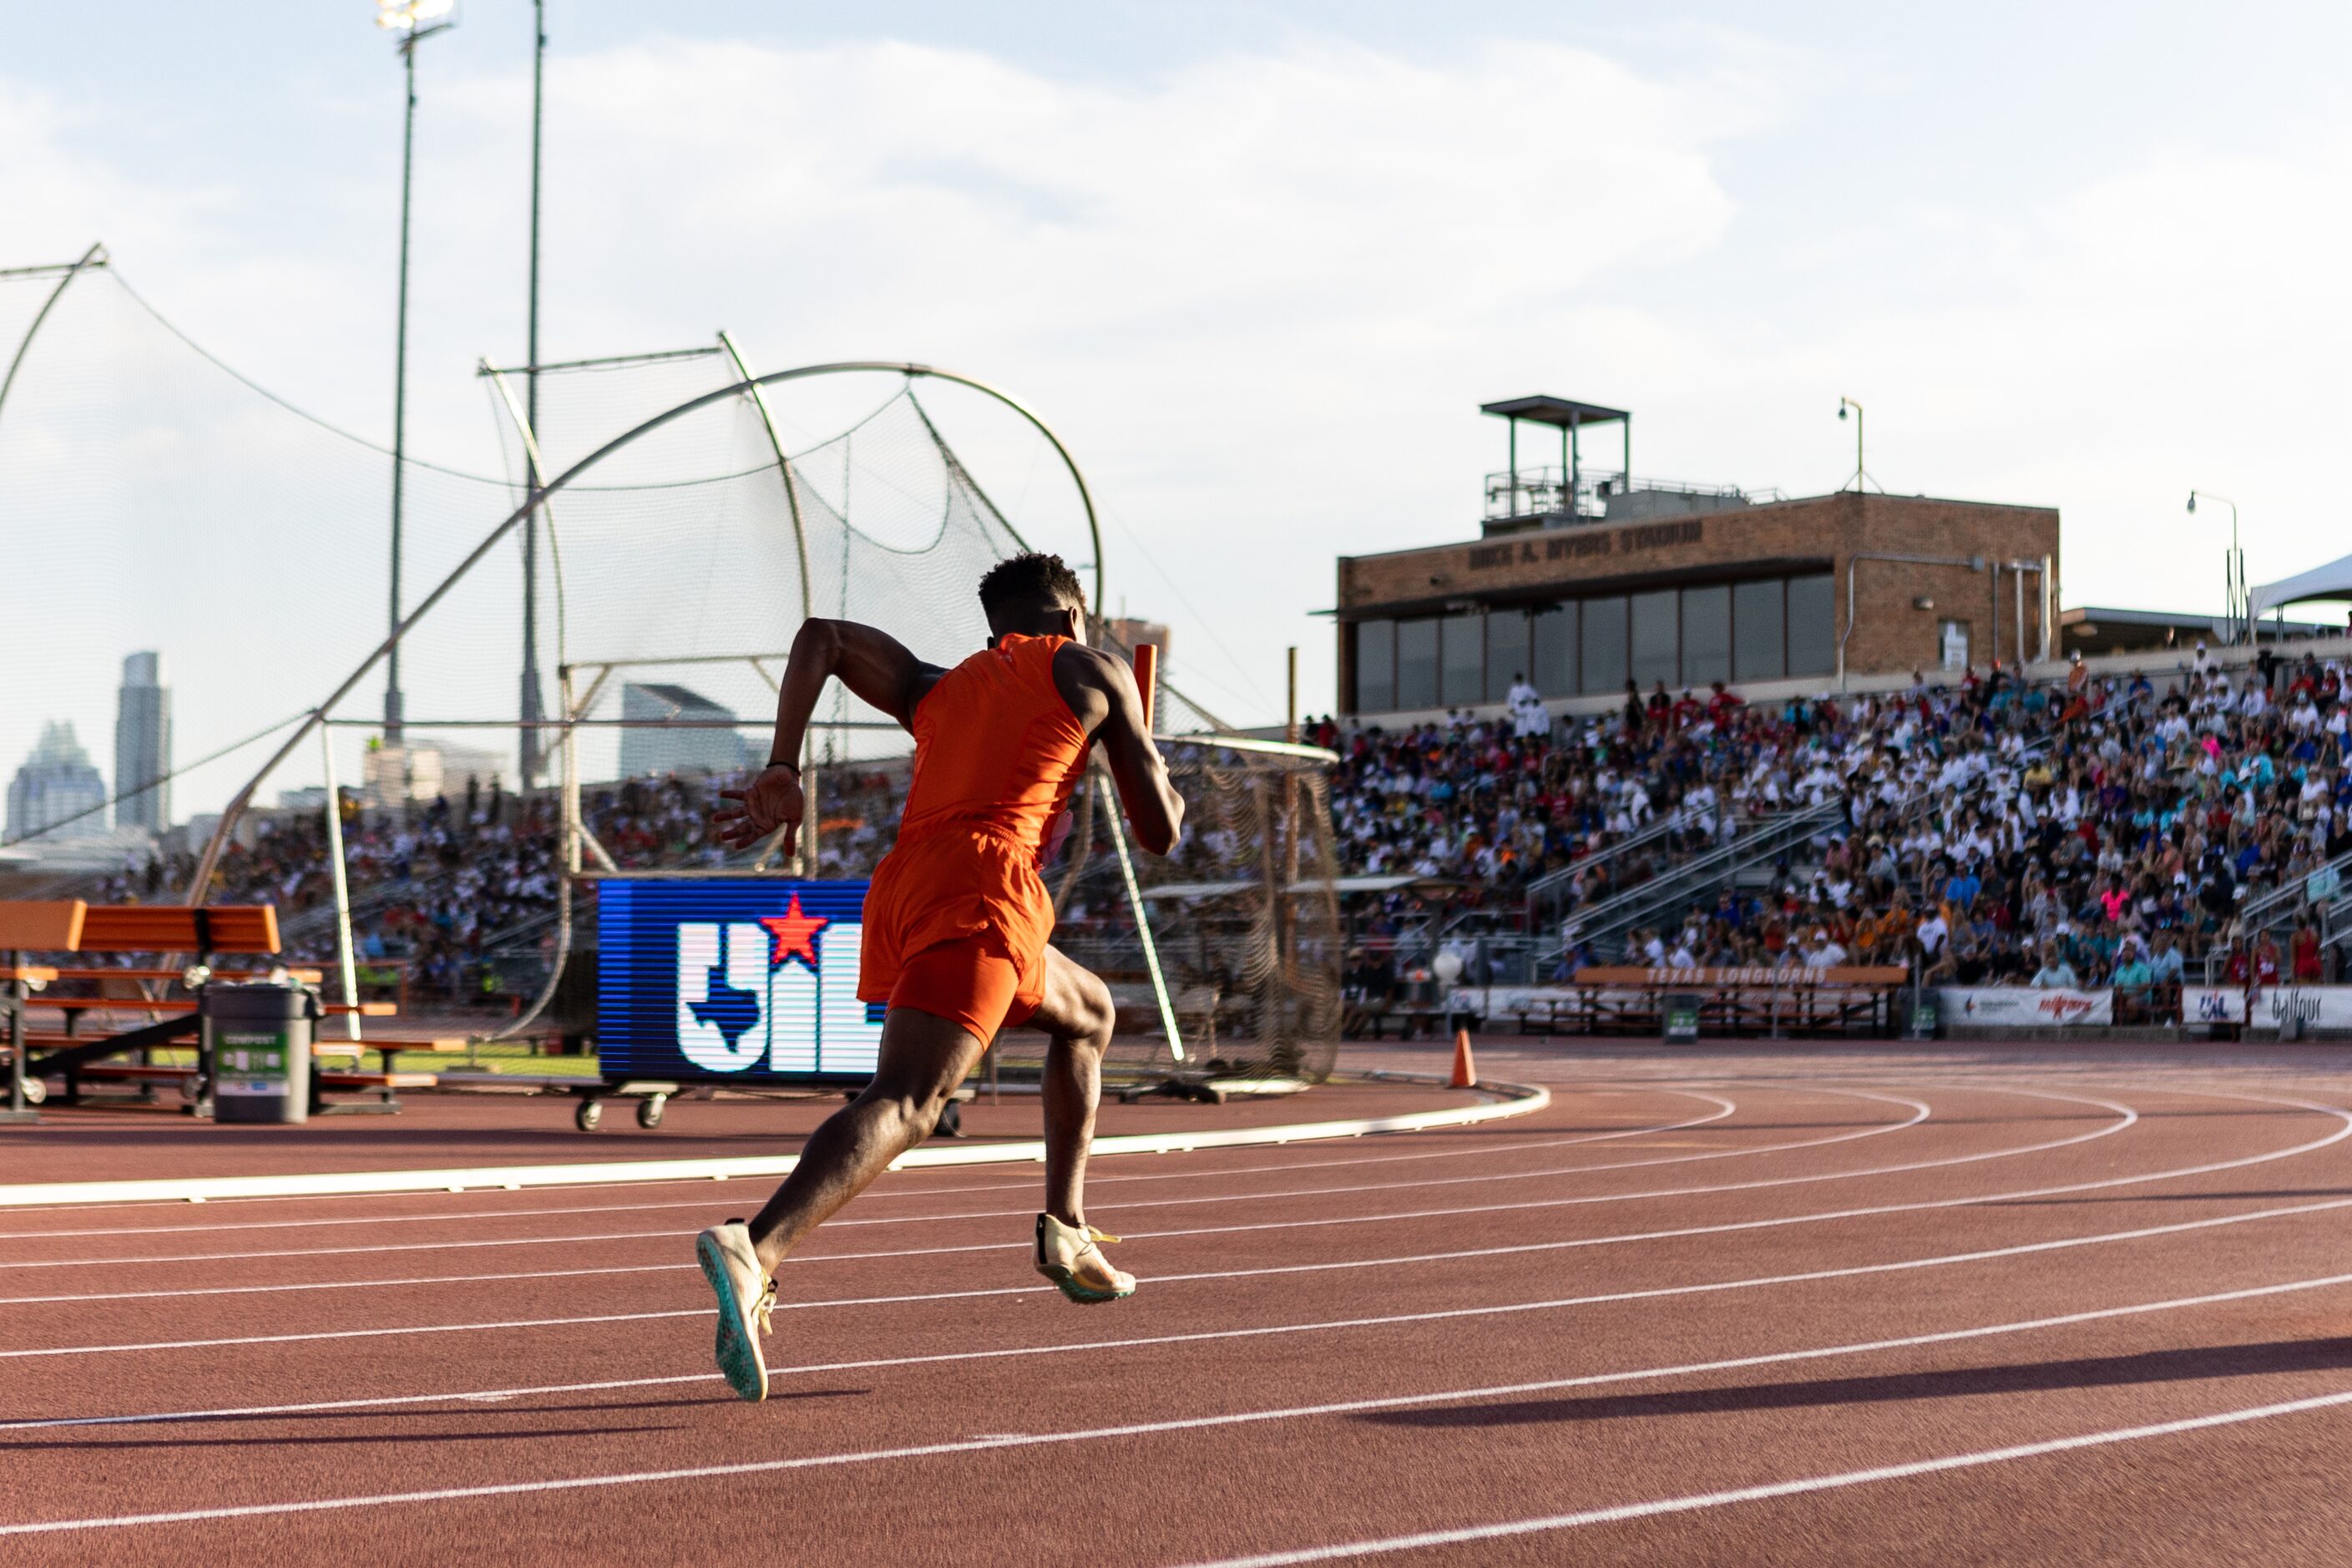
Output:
[1465, 517, 1704, 574]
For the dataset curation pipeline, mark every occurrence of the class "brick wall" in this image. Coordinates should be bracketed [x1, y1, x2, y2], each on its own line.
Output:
[1334, 491, 2060, 705]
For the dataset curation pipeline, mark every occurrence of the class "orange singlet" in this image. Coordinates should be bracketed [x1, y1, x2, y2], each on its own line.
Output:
[857, 633, 1091, 1042]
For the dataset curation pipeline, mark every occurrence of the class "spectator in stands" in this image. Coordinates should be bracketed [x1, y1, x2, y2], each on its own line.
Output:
[2112, 934, 2155, 1022]
[2031, 939, 2081, 989]
[2292, 919, 2326, 984]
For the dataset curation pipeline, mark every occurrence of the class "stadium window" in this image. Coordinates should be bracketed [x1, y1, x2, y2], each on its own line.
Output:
[1630, 589, 1678, 689]
[1732, 578, 1785, 681]
[1787, 574, 1835, 675]
[1485, 609, 1529, 702]
[1531, 604, 1576, 697]
[1396, 617, 1439, 710]
[1353, 619, 1395, 711]
[1682, 584, 1730, 687]
[1441, 611, 1485, 706]
[1580, 594, 1627, 695]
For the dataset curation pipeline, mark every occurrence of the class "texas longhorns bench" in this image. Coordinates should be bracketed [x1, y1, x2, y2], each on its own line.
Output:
[0, 899, 420, 1120]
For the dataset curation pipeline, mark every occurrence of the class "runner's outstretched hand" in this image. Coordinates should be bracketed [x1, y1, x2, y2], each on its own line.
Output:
[714, 765, 804, 854]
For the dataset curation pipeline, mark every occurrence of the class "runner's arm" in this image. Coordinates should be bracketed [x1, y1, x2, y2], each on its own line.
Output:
[714, 619, 945, 852]
[1061, 645, 1183, 856]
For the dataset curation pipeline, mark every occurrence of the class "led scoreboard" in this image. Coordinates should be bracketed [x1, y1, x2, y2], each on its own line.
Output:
[597, 878, 885, 1086]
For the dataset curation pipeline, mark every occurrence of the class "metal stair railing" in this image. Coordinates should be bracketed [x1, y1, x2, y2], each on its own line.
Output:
[1560, 799, 1846, 960]
[1524, 809, 1745, 926]
[2237, 845, 2352, 934]
[1524, 813, 1679, 906]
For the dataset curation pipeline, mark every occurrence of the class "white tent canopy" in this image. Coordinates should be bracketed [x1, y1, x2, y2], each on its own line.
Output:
[2252, 554, 2352, 620]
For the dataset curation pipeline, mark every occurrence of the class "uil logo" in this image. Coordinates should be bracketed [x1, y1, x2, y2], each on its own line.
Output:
[674, 894, 883, 1074]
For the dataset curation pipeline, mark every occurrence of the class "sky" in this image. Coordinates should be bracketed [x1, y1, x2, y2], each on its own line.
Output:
[6, 1, 2351, 818]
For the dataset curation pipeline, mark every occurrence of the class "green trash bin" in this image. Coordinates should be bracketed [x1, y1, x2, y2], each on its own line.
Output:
[1663, 993, 1702, 1044]
[205, 983, 316, 1125]
[1904, 992, 1940, 1040]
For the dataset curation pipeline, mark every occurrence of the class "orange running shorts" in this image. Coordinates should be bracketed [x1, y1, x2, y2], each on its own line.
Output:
[857, 828, 1052, 1044]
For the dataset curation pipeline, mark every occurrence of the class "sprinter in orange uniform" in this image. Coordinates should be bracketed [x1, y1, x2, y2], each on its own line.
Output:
[699, 553, 1183, 1402]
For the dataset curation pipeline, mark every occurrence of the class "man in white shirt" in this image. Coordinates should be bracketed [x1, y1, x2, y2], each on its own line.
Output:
[1916, 909, 1950, 961]
[1505, 673, 1551, 740]
[1804, 928, 1849, 969]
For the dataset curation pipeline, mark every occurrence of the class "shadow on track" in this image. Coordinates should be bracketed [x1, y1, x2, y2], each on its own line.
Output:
[1358, 1337, 2352, 1429]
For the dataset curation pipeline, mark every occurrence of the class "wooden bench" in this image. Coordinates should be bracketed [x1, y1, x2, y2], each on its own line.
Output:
[0, 898, 409, 1120]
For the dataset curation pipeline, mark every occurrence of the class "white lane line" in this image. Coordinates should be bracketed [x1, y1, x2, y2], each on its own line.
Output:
[14, 1266, 2352, 1539]
[0, 1092, 1744, 1242]
[6, 1110, 2343, 1363]
[0, 1086, 2132, 1305]
[0, 1080, 2309, 1350]
[16, 1211, 2352, 1434]
[0, 1075, 1555, 1209]
[1180, 1392, 2352, 1565]
[0, 1091, 1905, 1272]
[0, 1089, 1937, 1272]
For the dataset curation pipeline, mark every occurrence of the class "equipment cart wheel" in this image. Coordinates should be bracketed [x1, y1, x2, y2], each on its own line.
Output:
[575, 1098, 604, 1131]
[21, 1078, 45, 1106]
[636, 1095, 667, 1130]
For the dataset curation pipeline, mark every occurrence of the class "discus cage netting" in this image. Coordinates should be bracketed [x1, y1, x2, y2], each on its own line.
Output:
[0, 255, 1340, 1084]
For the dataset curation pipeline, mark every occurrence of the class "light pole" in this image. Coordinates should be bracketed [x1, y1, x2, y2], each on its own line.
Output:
[1836, 397, 1878, 493]
[2187, 490, 2245, 645]
[518, 0, 547, 787]
[375, 0, 458, 742]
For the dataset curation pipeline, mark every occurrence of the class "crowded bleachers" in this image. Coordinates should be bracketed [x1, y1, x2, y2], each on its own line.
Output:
[43, 643, 2352, 1013]
[1327, 646, 2352, 998]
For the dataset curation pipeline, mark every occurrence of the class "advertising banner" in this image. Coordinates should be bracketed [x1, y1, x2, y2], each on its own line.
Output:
[1575, 967, 1908, 987]
[1937, 987, 2113, 1027]
[2183, 987, 2248, 1025]
[598, 878, 883, 1085]
[2253, 986, 2352, 1032]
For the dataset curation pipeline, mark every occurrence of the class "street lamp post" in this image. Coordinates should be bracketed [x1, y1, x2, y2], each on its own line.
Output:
[2187, 490, 2243, 645]
[1837, 397, 1878, 493]
[375, 0, 458, 742]
[519, 0, 547, 787]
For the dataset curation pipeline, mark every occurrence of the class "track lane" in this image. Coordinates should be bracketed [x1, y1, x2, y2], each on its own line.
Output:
[0, 1082, 2338, 1427]
[8, 1068, 2352, 1564]
[12, 1232, 2352, 1560]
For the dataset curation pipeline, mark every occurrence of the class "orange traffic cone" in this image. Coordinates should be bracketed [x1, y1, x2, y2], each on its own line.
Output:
[1449, 1028, 1477, 1090]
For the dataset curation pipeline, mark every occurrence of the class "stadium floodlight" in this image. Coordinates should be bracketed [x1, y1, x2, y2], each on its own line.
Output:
[2188, 489, 2246, 645]
[376, 0, 456, 31]
[1836, 397, 1876, 493]
[374, 0, 457, 741]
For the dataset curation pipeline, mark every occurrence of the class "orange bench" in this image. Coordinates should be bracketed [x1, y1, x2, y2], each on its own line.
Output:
[0, 899, 407, 1120]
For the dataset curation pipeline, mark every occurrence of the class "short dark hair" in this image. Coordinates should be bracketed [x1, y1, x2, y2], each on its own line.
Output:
[978, 552, 1086, 626]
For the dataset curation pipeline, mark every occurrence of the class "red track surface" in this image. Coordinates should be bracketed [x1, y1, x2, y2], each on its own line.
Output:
[0, 1078, 1463, 1183]
[6, 1037, 2352, 1565]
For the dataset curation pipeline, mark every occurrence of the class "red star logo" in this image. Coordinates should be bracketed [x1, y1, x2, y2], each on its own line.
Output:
[760, 894, 830, 974]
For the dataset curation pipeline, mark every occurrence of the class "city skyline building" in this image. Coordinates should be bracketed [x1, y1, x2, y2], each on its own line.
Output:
[7, 721, 109, 846]
[619, 682, 754, 779]
[362, 737, 505, 811]
[114, 650, 172, 832]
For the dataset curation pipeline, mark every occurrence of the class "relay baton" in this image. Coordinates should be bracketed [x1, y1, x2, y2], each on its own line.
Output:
[1134, 641, 1158, 736]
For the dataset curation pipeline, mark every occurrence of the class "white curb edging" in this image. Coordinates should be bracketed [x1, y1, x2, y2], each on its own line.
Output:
[0, 1073, 1549, 1209]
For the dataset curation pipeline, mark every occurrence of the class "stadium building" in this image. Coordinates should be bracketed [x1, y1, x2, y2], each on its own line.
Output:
[1334, 397, 2061, 720]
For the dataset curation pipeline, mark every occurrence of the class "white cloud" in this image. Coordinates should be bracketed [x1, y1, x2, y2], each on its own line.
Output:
[5, 23, 2347, 820]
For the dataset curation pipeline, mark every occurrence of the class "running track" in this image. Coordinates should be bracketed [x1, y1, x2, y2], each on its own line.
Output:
[7, 1041, 2352, 1565]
